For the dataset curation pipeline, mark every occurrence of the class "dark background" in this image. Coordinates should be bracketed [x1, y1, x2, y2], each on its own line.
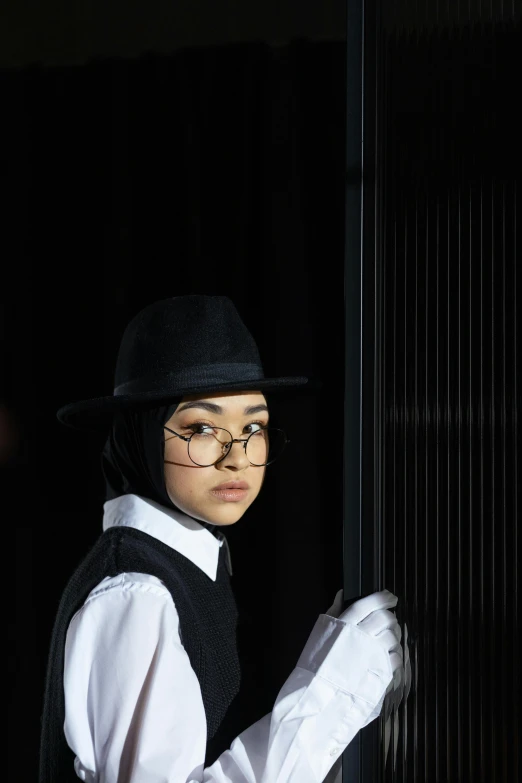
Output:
[2, 2, 347, 779]
[3, 2, 520, 782]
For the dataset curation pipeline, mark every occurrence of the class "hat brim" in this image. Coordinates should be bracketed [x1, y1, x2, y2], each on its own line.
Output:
[56, 376, 321, 432]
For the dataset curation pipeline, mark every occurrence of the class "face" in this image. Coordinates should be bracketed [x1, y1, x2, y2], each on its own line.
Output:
[163, 390, 269, 526]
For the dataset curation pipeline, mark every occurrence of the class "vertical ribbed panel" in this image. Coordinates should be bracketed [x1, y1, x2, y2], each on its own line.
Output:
[377, 15, 519, 783]
[381, 0, 522, 33]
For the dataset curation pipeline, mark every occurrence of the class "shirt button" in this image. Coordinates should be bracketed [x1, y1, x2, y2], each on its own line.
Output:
[329, 747, 341, 757]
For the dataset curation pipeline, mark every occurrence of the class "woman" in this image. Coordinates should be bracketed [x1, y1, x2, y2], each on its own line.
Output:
[39, 295, 403, 782]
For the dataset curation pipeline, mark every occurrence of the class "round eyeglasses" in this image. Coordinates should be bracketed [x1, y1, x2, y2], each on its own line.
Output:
[163, 424, 288, 467]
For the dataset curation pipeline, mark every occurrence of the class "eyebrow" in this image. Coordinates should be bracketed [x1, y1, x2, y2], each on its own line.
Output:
[176, 401, 269, 416]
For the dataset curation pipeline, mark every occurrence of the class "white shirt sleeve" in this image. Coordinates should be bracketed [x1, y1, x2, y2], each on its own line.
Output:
[64, 573, 388, 783]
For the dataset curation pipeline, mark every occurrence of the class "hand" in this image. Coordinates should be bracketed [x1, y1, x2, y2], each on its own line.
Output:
[324, 588, 405, 731]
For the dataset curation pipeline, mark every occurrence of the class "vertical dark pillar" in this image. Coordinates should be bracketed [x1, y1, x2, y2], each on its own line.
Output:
[343, 1, 364, 781]
[343, 0, 386, 780]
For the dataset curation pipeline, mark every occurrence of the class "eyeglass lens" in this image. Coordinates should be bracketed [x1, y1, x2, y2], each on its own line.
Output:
[187, 427, 286, 466]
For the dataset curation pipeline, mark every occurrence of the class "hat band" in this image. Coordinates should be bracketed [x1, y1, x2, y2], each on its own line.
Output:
[114, 362, 265, 396]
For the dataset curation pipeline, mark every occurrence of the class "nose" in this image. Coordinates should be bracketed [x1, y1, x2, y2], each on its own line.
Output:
[216, 439, 250, 470]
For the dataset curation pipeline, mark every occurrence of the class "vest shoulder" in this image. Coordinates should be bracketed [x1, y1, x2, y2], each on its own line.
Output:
[84, 572, 170, 603]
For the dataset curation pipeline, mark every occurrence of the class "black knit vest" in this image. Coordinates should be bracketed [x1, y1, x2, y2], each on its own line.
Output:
[39, 525, 242, 781]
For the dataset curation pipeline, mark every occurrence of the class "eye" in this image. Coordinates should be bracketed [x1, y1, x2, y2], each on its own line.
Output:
[244, 420, 267, 434]
[182, 419, 268, 436]
[184, 422, 218, 436]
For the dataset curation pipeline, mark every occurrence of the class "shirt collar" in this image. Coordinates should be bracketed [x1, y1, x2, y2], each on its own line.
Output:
[102, 493, 226, 581]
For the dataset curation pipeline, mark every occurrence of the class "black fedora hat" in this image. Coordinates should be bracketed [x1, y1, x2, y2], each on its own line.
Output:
[56, 295, 318, 432]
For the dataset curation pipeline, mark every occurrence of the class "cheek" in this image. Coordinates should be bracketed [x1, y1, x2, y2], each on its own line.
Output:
[254, 467, 267, 491]
[164, 463, 202, 498]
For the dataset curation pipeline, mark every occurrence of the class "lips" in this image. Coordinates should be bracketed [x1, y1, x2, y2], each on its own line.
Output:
[211, 480, 249, 491]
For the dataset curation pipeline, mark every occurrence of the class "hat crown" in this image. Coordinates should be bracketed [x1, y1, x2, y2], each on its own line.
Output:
[56, 294, 311, 430]
[114, 295, 263, 393]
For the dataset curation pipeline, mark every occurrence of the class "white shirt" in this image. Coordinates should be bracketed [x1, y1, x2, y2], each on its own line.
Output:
[63, 494, 384, 782]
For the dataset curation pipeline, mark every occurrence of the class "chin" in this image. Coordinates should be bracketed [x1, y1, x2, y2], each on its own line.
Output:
[168, 492, 253, 527]
[214, 517, 240, 526]
[209, 509, 245, 526]
[201, 504, 248, 526]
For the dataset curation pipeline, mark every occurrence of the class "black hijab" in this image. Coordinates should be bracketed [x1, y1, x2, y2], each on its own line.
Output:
[100, 402, 219, 535]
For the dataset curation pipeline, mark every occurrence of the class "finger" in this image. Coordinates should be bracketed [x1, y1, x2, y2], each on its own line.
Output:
[325, 588, 344, 617]
[359, 621, 402, 654]
[369, 627, 402, 654]
[390, 647, 404, 666]
[340, 589, 398, 626]
[358, 609, 401, 639]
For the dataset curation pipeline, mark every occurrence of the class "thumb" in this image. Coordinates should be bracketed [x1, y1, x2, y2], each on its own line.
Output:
[325, 588, 344, 618]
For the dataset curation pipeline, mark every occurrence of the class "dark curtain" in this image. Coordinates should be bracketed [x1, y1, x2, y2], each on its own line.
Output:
[3, 40, 346, 779]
